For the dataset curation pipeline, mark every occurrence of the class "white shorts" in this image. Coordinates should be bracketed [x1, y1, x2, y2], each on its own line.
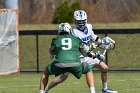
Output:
[81, 57, 100, 67]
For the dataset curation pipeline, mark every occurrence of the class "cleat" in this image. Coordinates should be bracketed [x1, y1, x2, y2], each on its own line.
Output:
[102, 87, 118, 93]
[44, 90, 48, 93]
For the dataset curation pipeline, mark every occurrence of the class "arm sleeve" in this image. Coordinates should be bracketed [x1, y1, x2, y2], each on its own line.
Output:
[77, 37, 83, 48]
[48, 38, 56, 59]
[87, 24, 99, 42]
[91, 29, 99, 42]
[50, 38, 56, 51]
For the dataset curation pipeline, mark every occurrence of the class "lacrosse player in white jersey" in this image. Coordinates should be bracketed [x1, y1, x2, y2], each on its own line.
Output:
[44, 10, 117, 93]
[72, 10, 117, 93]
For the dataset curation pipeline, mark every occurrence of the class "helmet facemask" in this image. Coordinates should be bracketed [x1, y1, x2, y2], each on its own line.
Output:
[75, 19, 87, 31]
[74, 10, 87, 31]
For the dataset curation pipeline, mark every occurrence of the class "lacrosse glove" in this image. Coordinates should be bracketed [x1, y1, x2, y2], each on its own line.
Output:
[95, 51, 105, 61]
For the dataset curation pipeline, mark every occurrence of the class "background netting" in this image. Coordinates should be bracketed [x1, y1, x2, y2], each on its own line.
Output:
[0, 9, 19, 74]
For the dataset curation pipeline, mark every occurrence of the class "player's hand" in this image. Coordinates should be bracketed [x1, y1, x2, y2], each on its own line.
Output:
[87, 51, 95, 58]
[88, 42, 96, 51]
[95, 51, 105, 61]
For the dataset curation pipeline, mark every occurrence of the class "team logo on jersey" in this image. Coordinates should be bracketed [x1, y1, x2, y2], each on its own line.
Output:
[82, 35, 92, 43]
[80, 26, 88, 35]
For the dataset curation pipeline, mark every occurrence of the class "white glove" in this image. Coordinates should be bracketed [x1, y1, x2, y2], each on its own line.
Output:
[88, 42, 97, 51]
[87, 51, 95, 58]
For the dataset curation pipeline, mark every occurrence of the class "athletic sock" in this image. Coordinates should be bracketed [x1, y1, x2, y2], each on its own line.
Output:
[44, 85, 48, 93]
[90, 87, 96, 93]
[39, 90, 45, 93]
[102, 82, 107, 89]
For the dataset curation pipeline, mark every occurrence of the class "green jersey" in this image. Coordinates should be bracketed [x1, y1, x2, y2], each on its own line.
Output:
[50, 34, 83, 67]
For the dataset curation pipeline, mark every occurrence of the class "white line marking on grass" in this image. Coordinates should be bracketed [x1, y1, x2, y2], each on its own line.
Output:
[0, 85, 39, 89]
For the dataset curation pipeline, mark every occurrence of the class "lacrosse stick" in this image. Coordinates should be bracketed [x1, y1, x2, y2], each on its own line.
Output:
[106, 36, 115, 43]
[103, 49, 107, 55]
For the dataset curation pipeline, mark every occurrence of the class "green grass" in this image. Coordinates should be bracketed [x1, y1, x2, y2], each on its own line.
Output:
[19, 34, 140, 70]
[0, 72, 140, 93]
[19, 23, 140, 70]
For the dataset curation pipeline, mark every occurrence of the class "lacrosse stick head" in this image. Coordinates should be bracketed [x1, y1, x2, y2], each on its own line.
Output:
[99, 37, 115, 51]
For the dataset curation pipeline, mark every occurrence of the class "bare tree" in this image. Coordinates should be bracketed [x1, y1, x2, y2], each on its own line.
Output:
[30, 0, 46, 23]
[90, 0, 139, 22]
[17, 0, 140, 24]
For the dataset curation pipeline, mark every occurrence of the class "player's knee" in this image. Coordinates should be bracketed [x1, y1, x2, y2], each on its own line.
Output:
[57, 78, 65, 83]
[101, 66, 108, 73]
[41, 70, 48, 80]
[57, 74, 68, 83]
[99, 62, 108, 72]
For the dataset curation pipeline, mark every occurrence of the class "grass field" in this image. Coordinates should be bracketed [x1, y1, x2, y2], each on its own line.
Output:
[12, 23, 140, 93]
[0, 72, 140, 93]
[19, 34, 140, 70]
[19, 23, 140, 70]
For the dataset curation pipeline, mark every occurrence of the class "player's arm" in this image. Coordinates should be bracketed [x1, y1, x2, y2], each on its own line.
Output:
[91, 29, 102, 43]
[48, 46, 56, 59]
[80, 43, 105, 61]
[91, 30, 115, 51]
[48, 39, 56, 59]
[80, 43, 96, 57]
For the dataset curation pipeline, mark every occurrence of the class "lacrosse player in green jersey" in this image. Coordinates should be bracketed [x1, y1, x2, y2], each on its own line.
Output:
[39, 23, 96, 93]
[45, 10, 117, 93]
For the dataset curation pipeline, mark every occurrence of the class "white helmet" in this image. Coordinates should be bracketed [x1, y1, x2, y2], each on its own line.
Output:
[58, 23, 72, 34]
[74, 10, 87, 30]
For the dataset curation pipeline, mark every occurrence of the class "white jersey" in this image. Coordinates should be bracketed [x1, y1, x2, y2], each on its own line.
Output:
[72, 24, 98, 44]
[72, 24, 100, 66]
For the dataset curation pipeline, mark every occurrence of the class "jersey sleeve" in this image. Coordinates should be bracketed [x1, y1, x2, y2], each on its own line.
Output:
[71, 28, 76, 36]
[77, 37, 83, 48]
[91, 28, 99, 42]
[50, 38, 56, 51]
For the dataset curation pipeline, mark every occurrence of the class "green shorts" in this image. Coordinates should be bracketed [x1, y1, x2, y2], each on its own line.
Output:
[46, 61, 92, 79]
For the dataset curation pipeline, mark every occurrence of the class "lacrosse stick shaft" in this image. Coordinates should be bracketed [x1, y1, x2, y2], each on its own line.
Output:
[103, 49, 107, 55]
[103, 49, 108, 65]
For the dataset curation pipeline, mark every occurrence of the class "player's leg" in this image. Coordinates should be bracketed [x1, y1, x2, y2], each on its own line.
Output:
[94, 61, 108, 89]
[39, 70, 49, 93]
[82, 57, 117, 93]
[82, 63, 96, 93]
[45, 73, 69, 92]
[95, 61, 117, 93]
[82, 57, 108, 88]
[86, 71, 96, 93]
[69, 62, 96, 93]
[40, 62, 65, 93]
